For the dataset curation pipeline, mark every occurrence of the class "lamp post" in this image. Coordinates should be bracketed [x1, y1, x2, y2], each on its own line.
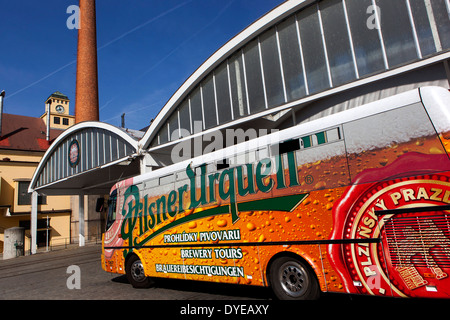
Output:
[0, 90, 5, 136]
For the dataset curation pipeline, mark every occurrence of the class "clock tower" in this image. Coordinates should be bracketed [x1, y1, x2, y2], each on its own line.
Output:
[41, 91, 75, 130]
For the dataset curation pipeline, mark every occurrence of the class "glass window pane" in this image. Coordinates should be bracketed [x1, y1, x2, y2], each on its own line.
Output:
[201, 74, 217, 129]
[410, 0, 437, 57]
[320, 0, 356, 86]
[243, 38, 266, 113]
[229, 52, 248, 119]
[260, 27, 285, 108]
[178, 99, 191, 136]
[190, 87, 203, 132]
[215, 62, 233, 124]
[168, 110, 179, 141]
[101, 132, 110, 165]
[278, 16, 306, 101]
[18, 181, 31, 205]
[345, 0, 385, 77]
[159, 123, 168, 144]
[297, 5, 330, 94]
[430, 0, 450, 50]
[376, 0, 418, 67]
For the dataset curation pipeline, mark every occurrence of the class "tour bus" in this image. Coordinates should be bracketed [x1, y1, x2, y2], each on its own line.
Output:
[102, 86, 450, 300]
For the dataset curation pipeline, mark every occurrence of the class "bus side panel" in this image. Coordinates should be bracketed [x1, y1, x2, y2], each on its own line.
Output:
[257, 243, 337, 293]
[122, 127, 352, 288]
[102, 178, 135, 275]
[419, 87, 450, 157]
[103, 247, 126, 275]
[140, 247, 187, 281]
[132, 186, 347, 292]
[329, 170, 450, 298]
[344, 102, 448, 185]
[328, 101, 450, 298]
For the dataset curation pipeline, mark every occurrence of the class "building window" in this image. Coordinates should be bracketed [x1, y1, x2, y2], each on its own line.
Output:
[159, 123, 169, 145]
[214, 62, 233, 124]
[297, 5, 330, 94]
[178, 99, 191, 135]
[168, 111, 179, 141]
[18, 181, 46, 205]
[376, 0, 418, 68]
[54, 117, 60, 124]
[278, 15, 307, 101]
[345, 0, 386, 76]
[244, 38, 266, 113]
[320, 0, 357, 86]
[63, 118, 69, 125]
[229, 51, 248, 119]
[18, 181, 31, 205]
[190, 87, 203, 132]
[201, 74, 218, 130]
[260, 27, 285, 107]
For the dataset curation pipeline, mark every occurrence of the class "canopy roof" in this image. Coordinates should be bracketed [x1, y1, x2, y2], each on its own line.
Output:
[29, 121, 141, 195]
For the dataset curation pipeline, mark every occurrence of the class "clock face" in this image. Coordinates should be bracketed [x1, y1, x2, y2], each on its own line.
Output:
[55, 105, 65, 113]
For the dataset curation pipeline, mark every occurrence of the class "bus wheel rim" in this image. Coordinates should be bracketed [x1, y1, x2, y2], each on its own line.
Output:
[279, 261, 308, 297]
[130, 260, 146, 282]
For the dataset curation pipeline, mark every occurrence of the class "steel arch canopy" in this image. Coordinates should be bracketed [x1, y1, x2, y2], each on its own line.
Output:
[29, 121, 141, 195]
[138, 0, 450, 153]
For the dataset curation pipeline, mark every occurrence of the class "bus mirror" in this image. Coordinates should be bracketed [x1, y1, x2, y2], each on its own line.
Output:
[95, 197, 104, 212]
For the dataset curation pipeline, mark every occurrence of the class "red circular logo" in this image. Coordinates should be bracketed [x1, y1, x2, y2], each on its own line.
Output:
[68, 140, 80, 167]
[330, 173, 450, 298]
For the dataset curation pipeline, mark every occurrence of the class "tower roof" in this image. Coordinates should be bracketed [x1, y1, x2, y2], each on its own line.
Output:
[47, 91, 69, 101]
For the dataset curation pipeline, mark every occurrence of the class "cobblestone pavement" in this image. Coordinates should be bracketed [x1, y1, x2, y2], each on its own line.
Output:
[0, 243, 446, 318]
[0, 244, 271, 300]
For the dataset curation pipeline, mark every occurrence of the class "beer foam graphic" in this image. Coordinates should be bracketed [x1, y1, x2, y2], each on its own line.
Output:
[344, 104, 436, 154]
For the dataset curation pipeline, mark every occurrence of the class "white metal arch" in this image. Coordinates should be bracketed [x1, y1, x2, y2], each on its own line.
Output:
[29, 121, 140, 195]
[28, 121, 142, 254]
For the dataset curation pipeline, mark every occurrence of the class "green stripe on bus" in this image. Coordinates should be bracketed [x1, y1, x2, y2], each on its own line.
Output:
[133, 193, 308, 248]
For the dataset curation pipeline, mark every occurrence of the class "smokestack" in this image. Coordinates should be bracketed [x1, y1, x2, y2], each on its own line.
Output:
[121, 113, 125, 128]
[0, 90, 5, 137]
[75, 0, 99, 124]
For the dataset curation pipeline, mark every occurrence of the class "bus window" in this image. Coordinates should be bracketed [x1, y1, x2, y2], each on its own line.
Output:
[159, 174, 175, 185]
[145, 178, 158, 189]
[256, 147, 269, 160]
[106, 190, 117, 231]
[278, 139, 301, 154]
[216, 159, 230, 170]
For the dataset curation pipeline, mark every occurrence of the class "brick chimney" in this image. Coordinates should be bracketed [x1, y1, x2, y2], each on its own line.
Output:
[75, 0, 99, 123]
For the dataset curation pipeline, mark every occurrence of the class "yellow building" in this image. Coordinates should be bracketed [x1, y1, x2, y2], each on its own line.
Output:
[0, 92, 74, 253]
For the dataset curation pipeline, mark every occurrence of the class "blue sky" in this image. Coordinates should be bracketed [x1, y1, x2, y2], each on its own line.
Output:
[0, 0, 284, 130]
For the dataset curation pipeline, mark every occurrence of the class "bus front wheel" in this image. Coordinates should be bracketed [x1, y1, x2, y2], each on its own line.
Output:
[125, 254, 153, 288]
[269, 256, 320, 300]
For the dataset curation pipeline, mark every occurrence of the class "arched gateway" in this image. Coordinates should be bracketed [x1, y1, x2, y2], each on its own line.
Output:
[28, 121, 141, 253]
